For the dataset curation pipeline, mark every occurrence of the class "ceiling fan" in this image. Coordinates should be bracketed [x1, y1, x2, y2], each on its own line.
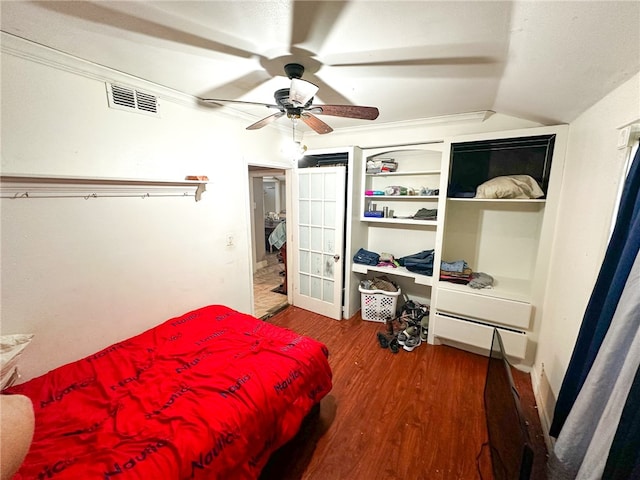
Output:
[203, 63, 379, 135]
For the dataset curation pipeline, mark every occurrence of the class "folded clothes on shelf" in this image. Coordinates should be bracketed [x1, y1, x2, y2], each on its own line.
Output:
[398, 250, 435, 276]
[413, 208, 438, 220]
[353, 247, 380, 266]
[440, 259, 472, 283]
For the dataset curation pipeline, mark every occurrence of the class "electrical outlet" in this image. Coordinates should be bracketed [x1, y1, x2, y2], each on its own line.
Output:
[226, 234, 234, 247]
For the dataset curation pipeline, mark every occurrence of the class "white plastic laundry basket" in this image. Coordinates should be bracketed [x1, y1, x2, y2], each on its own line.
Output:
[359, 286, 401, 323]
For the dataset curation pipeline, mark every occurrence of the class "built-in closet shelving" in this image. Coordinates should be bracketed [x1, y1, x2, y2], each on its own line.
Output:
[350, 126, 568, 365]
[353, 143, 445, 290]
[431, 126, 568, 363]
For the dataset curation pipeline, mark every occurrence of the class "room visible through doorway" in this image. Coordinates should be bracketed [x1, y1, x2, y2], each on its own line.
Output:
[248, 166, 289, 319]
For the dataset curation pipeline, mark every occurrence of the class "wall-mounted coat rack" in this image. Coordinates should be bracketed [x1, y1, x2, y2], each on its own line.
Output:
[0, 175, 207, 202]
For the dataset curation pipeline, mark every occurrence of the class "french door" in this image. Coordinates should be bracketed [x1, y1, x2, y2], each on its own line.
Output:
[291, 166, 346, 319]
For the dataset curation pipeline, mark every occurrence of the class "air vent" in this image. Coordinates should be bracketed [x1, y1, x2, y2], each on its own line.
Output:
[106, 83, 159, 116]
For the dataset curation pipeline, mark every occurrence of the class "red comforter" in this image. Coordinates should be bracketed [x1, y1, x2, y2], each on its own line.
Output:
[4, 305, 332, 479]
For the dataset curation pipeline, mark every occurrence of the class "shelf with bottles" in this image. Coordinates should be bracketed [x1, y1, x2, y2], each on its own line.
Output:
[363, 195, 439, 224]
[365, 175, 441, 199]
[362, 146, 443, 217]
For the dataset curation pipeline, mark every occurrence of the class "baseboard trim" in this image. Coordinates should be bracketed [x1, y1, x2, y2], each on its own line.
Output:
[530, 363, 556, 452]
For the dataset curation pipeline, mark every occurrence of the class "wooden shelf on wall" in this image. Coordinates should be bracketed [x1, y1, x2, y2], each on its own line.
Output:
[0, 174, 208, 201]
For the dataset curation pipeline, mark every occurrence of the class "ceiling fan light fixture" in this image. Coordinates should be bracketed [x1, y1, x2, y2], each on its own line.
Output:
[283, 139, 307, 161]
[207, 64, 380, 134]
[289, 78, 319, 107]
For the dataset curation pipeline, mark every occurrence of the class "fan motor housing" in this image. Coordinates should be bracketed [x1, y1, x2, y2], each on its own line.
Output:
[284, 63, 305, 79]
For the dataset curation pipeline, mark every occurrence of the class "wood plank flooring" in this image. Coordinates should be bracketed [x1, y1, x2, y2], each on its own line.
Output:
[261, 306, 548, 480]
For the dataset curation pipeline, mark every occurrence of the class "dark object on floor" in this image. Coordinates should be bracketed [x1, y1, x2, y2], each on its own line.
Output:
[271, 285, 287, 295]
[377, 332, 390, 348]
[485, 328, 533, 480]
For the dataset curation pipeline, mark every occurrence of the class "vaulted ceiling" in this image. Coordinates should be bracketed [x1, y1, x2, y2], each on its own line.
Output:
[2, 1, 639, 133]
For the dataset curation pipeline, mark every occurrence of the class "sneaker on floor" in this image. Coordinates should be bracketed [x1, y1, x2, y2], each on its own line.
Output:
[419, 315, 429, 342]
[397, 325, 418, 346]
[419, 326, 428, 343]
[402, 332, 422, 352]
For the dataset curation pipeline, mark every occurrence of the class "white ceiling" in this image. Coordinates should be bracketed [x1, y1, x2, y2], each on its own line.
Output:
[1, 1, 639, 133]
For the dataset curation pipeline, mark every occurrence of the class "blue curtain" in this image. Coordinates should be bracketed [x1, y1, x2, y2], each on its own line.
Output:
[549, 143, 640, 462]
[602, 364, 640, 478]
[550, 143, 640, 434]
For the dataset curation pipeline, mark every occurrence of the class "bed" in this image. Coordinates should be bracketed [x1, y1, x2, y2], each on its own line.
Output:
[2, 305, 333, 479]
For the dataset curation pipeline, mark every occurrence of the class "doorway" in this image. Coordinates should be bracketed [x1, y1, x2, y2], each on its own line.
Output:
[248, 166, 289, 318]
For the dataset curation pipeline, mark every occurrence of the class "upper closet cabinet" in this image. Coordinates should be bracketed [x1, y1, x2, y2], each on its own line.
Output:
[432, 125, 568, 362]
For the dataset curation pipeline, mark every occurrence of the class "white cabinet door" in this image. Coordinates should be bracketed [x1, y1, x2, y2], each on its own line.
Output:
[292, 167, 346, 320]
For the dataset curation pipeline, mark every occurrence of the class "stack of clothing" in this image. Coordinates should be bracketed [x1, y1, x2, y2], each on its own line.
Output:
[440, 260, 473, 284]
[377, 252, 399, 268]
[440, 260, 495, 289]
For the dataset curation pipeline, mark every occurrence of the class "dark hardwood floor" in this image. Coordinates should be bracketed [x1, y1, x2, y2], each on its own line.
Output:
[261, 306, 548, 480]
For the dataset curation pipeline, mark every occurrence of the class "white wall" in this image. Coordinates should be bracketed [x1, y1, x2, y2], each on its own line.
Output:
[533, 72, 640, 432]
[0, 41, 288, 382]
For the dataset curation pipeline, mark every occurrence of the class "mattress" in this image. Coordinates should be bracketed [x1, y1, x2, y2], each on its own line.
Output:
[4, 305, 332, 479]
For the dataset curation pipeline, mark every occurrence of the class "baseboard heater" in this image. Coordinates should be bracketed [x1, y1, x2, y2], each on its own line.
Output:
[434, 311, 528, 359]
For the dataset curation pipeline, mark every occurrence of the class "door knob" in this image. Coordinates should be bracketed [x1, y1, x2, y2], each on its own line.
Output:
[333, 254, 340, 262]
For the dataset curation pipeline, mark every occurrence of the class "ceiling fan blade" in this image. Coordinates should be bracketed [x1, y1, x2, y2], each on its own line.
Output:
[290, 1, 348, 53]
[246, 112, 285, 130]
[198, 70, 272, 102]
[35, 2, 256, 60]
[202, 98, 280, 109]
[322, 43, 502, 67]
[327, 56, 497, 68]
[289, 78, 319, 106]
[300, 113, 333, 135]
[310, 105, 379, 120]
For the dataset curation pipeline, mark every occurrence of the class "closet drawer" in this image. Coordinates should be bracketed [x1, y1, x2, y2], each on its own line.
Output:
[433, 313, 528, 359]
[436, 288, 532, 330]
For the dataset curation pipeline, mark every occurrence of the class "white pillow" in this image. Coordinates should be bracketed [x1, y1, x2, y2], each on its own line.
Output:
[1, 334, 34, 390]
[475, 175, 544, 199]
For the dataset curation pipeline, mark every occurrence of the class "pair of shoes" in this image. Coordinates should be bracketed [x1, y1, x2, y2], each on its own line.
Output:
[377, 332, 390, 349]
[377, 332, 400, 354]
[397, 325, 418, 346]
[419, 316, 429, 342]
[403, 333, 422, 352]
[400, 323, 423, 352]
[419, 326, 428, 343]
